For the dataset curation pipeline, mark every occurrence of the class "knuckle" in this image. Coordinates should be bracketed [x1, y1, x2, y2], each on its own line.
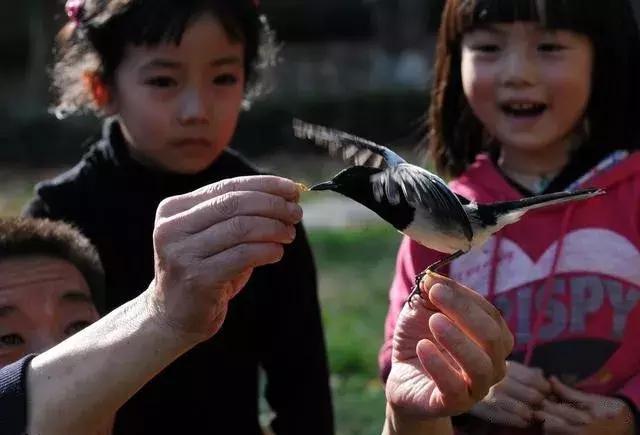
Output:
[199, 182, 223, 198]
[215, 192, 241, 218]
[527, 389, 545, 404]
[219, 177, 241, 193]
[156, 197, 176, 218]
[268, 194, 286, 212]
[229, 216, 252, 240]
[153, 219, 173, 246]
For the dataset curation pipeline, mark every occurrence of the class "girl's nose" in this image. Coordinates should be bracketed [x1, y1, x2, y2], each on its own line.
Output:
[501, 48, 537, 88]
[177, 87, 209, 126]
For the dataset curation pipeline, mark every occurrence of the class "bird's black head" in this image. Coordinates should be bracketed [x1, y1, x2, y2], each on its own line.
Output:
[311, 166, 380, 195]
[310, 166, 415, 230]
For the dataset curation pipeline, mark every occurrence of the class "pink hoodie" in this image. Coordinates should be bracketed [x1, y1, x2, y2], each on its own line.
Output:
[380, 152, 640, 431]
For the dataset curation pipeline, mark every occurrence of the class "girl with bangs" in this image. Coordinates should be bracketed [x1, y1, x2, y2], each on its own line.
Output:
[380, 0, 640, 434]
[21, 1, 335, 433]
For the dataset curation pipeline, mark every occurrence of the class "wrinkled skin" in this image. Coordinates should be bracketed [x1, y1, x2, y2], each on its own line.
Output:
[386, 273, 514, 419]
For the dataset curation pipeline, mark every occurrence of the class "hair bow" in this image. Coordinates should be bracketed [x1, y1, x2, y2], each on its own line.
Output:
[65, 0, 85, 24]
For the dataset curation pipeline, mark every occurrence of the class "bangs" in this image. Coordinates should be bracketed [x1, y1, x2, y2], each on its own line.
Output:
[457, 0, 602, 35]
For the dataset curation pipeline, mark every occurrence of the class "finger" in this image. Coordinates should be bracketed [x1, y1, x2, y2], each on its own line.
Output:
[540, 399, 592, 426]
[428, 313, 497, 400]
[168, 191, 303, 234]
[493, 395, 535, 422]
[549, 377, 591, 406]
[416, 339, 469, 400]
[425, 276, 514, 356]
[422, 273, 507, 327]
[158, 176, 302, 216]
[507, 361, 551, 394]
[472, 402, 531, 428]
[534, 411, 583, 435]
[428, 283, 510, 373]
[203, 242, 285, 282]
[502, 375, 548, 406]
[184, 216, 296, 257]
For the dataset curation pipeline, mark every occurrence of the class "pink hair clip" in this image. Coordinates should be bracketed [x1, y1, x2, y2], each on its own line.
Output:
[65, 0, 85, 24]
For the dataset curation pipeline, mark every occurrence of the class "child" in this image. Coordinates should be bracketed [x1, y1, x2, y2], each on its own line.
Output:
[380, 0, 640, 434]
[23, 1, 333, 434]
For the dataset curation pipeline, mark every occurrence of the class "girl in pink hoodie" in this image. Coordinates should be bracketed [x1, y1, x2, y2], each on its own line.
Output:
[380, 1, 640, 434]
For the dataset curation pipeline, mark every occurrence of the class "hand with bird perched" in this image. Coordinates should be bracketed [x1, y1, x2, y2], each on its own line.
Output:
[383, 273, 514, 434]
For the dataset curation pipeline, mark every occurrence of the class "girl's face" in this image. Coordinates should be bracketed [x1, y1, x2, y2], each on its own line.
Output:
[461, 22, 593, 157]
[109, 13, 245, 174]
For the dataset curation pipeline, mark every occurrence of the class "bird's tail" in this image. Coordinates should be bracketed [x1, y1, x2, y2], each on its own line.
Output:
[489, 188, 605, 216]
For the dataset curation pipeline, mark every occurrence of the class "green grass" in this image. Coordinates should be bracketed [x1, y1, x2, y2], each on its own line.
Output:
[308, 226, 402, 435]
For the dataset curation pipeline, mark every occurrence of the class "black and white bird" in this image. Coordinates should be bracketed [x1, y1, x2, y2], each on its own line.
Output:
[294, 119, 605, 302]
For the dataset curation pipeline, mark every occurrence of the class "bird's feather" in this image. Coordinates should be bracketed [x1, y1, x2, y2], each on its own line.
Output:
[293, 119, 405, 168]
[373, 164, 474, 241]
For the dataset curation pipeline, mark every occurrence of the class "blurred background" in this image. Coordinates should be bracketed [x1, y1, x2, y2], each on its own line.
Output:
[8, 1, 640, 434]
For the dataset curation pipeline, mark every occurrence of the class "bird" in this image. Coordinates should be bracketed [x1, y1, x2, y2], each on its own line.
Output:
[293, 119, 606, 303]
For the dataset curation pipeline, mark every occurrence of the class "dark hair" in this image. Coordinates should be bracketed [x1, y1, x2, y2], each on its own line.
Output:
[53, 0, 276, 117]
[0, 218, 105, 313]
[428, 0, 640, 177]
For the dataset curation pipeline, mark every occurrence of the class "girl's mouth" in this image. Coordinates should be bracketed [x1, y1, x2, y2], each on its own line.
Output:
[500, 102, 548, 117]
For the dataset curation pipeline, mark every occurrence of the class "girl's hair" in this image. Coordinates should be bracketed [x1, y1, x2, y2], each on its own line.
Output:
[428, 0, 640, 177]
[52, 0, 277, 117]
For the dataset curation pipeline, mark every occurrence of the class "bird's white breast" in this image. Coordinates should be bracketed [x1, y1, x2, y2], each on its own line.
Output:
[402, 210, 472, 254]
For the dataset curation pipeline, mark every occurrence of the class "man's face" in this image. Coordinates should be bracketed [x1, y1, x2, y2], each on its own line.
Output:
[0, 256, 99, 367]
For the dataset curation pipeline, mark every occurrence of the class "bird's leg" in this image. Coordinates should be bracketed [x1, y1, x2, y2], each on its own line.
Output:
[406, 250, 465, 307]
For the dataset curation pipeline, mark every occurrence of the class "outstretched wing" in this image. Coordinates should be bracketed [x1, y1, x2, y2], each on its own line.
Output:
[293, 119, 406, 169]
[373, 164, 473, 241]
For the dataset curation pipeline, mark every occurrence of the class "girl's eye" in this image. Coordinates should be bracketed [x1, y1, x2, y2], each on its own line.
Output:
[65, 321, 92, 337]
[473, 44, 501, 54]
[0, 334, 24, 347]
[539, 43, 566, 52]
[213, 74, 239, 86]
[145, 76, 177, 88]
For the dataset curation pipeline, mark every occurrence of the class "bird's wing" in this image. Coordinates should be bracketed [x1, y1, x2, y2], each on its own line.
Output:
[373, 164, 474, 241]
[293, 119, 406, 169]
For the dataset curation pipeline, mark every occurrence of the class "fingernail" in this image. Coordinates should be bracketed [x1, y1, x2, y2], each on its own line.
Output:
[287, 225, 297, 240]
[288, 202, 303, 221]
[430, 283, 452, 303]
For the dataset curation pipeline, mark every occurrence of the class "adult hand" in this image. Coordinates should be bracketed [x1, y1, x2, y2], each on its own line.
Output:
[470, 360, 551, 427]
[386, 272, 514, 421]
[148, 175, 303, 341]
[534, 377, 635, 435]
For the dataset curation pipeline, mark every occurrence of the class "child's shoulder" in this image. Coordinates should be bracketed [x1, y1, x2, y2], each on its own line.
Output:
[35, 139, 112, 200]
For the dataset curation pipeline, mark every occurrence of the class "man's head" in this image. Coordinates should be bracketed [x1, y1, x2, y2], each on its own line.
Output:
[0, 218, 104, 366]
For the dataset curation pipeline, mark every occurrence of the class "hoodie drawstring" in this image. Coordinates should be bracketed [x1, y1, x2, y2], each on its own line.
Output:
[523, 205, 576, 366]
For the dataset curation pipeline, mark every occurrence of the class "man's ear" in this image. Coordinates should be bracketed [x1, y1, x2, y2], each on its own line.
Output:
[83, 71, 117, 115]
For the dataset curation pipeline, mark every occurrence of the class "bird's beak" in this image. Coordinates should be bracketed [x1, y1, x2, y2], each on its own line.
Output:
[310, 181, 338, 191]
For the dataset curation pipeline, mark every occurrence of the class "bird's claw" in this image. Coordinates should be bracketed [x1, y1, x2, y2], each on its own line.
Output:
[406, 271, 429, 307]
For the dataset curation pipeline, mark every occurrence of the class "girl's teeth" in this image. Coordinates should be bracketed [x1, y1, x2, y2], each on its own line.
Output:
[510, 103, 536, 110]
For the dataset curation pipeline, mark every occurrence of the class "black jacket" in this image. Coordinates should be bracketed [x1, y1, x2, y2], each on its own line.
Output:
[23, 120, 334, 435]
